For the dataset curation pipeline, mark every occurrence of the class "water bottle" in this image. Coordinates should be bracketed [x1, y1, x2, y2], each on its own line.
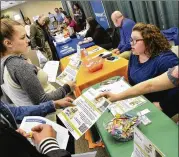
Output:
[76, 33, 81, 39]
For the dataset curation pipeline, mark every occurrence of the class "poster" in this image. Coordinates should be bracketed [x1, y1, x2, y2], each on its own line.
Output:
[90, 1, 109, 30]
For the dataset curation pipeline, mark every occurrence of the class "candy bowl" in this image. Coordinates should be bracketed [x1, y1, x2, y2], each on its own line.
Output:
[104, 114, 140, 142]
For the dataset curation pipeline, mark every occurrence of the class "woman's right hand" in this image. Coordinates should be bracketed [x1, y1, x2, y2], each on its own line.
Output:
[67, 81, 76, 91]
[96, 92, 118, 102]
[53, 97, 74, 108]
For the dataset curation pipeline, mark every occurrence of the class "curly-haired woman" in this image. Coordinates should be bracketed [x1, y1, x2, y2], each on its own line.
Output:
[128, 23, 178, 117]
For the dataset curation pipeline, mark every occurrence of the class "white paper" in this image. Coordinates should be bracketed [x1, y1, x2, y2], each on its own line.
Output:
[55, 36, 71, 43]
[58, 88, 111, 140]
[87, 47, 103, 55]
[43, 61, 59, 82]
[97, 79, 146, 115]
[20, 116, 69, 150]
[78, 29, 88, 37]
[72, 151, 97, 157]
[133, 127, 165, 157]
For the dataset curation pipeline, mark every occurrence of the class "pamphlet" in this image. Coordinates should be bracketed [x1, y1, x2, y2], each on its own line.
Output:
[132, 127, 165, 157]
[58, 88, 111, 140]
[97, 79, 146, 115]
[56, 58, 81, 86]
[20, 116, 69, 150]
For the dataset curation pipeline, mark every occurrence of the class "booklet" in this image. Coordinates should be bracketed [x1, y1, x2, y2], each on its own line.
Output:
[97, 78, 146, 115]
[58, 88, 111, 140]
[56, 58, 81, 86]
[132, 127, 165, 157]
[20, 116, 69, 150]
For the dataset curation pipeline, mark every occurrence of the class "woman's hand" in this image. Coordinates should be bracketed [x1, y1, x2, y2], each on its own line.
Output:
[67, 81, 76, 92]
[53, 97, 74, 108]
[16, 128, 30, 138]
[96, 92, 119, 102]
[31, 124, 56, 145]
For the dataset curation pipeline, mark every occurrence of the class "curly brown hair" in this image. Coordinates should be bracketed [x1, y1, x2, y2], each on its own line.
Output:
[133, 23, 171, 58]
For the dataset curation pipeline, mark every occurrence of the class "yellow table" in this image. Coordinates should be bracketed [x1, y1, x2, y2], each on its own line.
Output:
[60, 45, 129, 97]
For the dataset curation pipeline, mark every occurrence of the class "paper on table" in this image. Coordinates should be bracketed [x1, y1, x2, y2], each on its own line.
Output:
[97, 79, 146, 115]
[58, 88, 111, 140]
[43, 61, 59, 82]
[87, 47, 103, 55]
[20, 116, 69, 150]
[72, 151, 97, 157]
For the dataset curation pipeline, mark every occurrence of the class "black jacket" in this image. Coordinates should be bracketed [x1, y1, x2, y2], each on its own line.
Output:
[85, 25, 112, 50]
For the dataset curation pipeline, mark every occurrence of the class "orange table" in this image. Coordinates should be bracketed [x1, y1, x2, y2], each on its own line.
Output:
[60, 45, 129, 97]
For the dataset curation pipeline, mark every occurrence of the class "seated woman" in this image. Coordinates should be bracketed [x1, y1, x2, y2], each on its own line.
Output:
[128, 23, 178, 106]
[97, 23, 178, 118]
[0, 18, 75, 107]
[65, 16, 81, 33]
[83, 17, 112, 50]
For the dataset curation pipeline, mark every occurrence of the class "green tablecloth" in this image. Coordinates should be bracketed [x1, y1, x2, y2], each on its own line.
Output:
[84, 76, 178, 157]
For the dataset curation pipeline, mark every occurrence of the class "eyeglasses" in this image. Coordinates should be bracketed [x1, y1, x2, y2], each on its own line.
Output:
[130, 38, 144, 45]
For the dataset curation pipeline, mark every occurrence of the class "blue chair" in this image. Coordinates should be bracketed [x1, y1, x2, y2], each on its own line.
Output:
[161, 27, 179, 45]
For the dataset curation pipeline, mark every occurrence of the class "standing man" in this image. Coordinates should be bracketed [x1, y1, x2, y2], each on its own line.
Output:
[54, 8, 65, 25]
[30, 14, 53, 60]
[111, 11, 135, 59]
[59, 7, 67, 16]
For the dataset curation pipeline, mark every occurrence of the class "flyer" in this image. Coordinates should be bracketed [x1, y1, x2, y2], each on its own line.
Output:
[132, 127, 165, 157]
[58, 88, 111, 140]
[20, 116, 69, 150]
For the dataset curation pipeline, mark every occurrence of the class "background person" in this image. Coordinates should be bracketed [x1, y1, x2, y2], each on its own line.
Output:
[111, 11, 135, 59]
[30, 14, 53, 60]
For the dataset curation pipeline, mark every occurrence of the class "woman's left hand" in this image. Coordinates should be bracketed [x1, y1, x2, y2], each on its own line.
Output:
[16, 128, 30, 138]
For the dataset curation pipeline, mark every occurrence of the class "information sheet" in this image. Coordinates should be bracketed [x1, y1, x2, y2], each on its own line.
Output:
[58, 88, 111, 140]
[20, 116, 69, 149]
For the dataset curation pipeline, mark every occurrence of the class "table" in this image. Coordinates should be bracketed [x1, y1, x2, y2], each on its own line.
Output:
[60, 45, 129, 97]
[87, 77, 178, 157]
[55, 37, 95, 59]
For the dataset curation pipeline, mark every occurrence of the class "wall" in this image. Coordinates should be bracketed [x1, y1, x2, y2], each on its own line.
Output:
[1, 1, 62, 23]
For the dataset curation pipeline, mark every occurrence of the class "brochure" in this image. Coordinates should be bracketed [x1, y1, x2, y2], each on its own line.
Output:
[58, 88, 111, 140]
[56, 59, 81, 86]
